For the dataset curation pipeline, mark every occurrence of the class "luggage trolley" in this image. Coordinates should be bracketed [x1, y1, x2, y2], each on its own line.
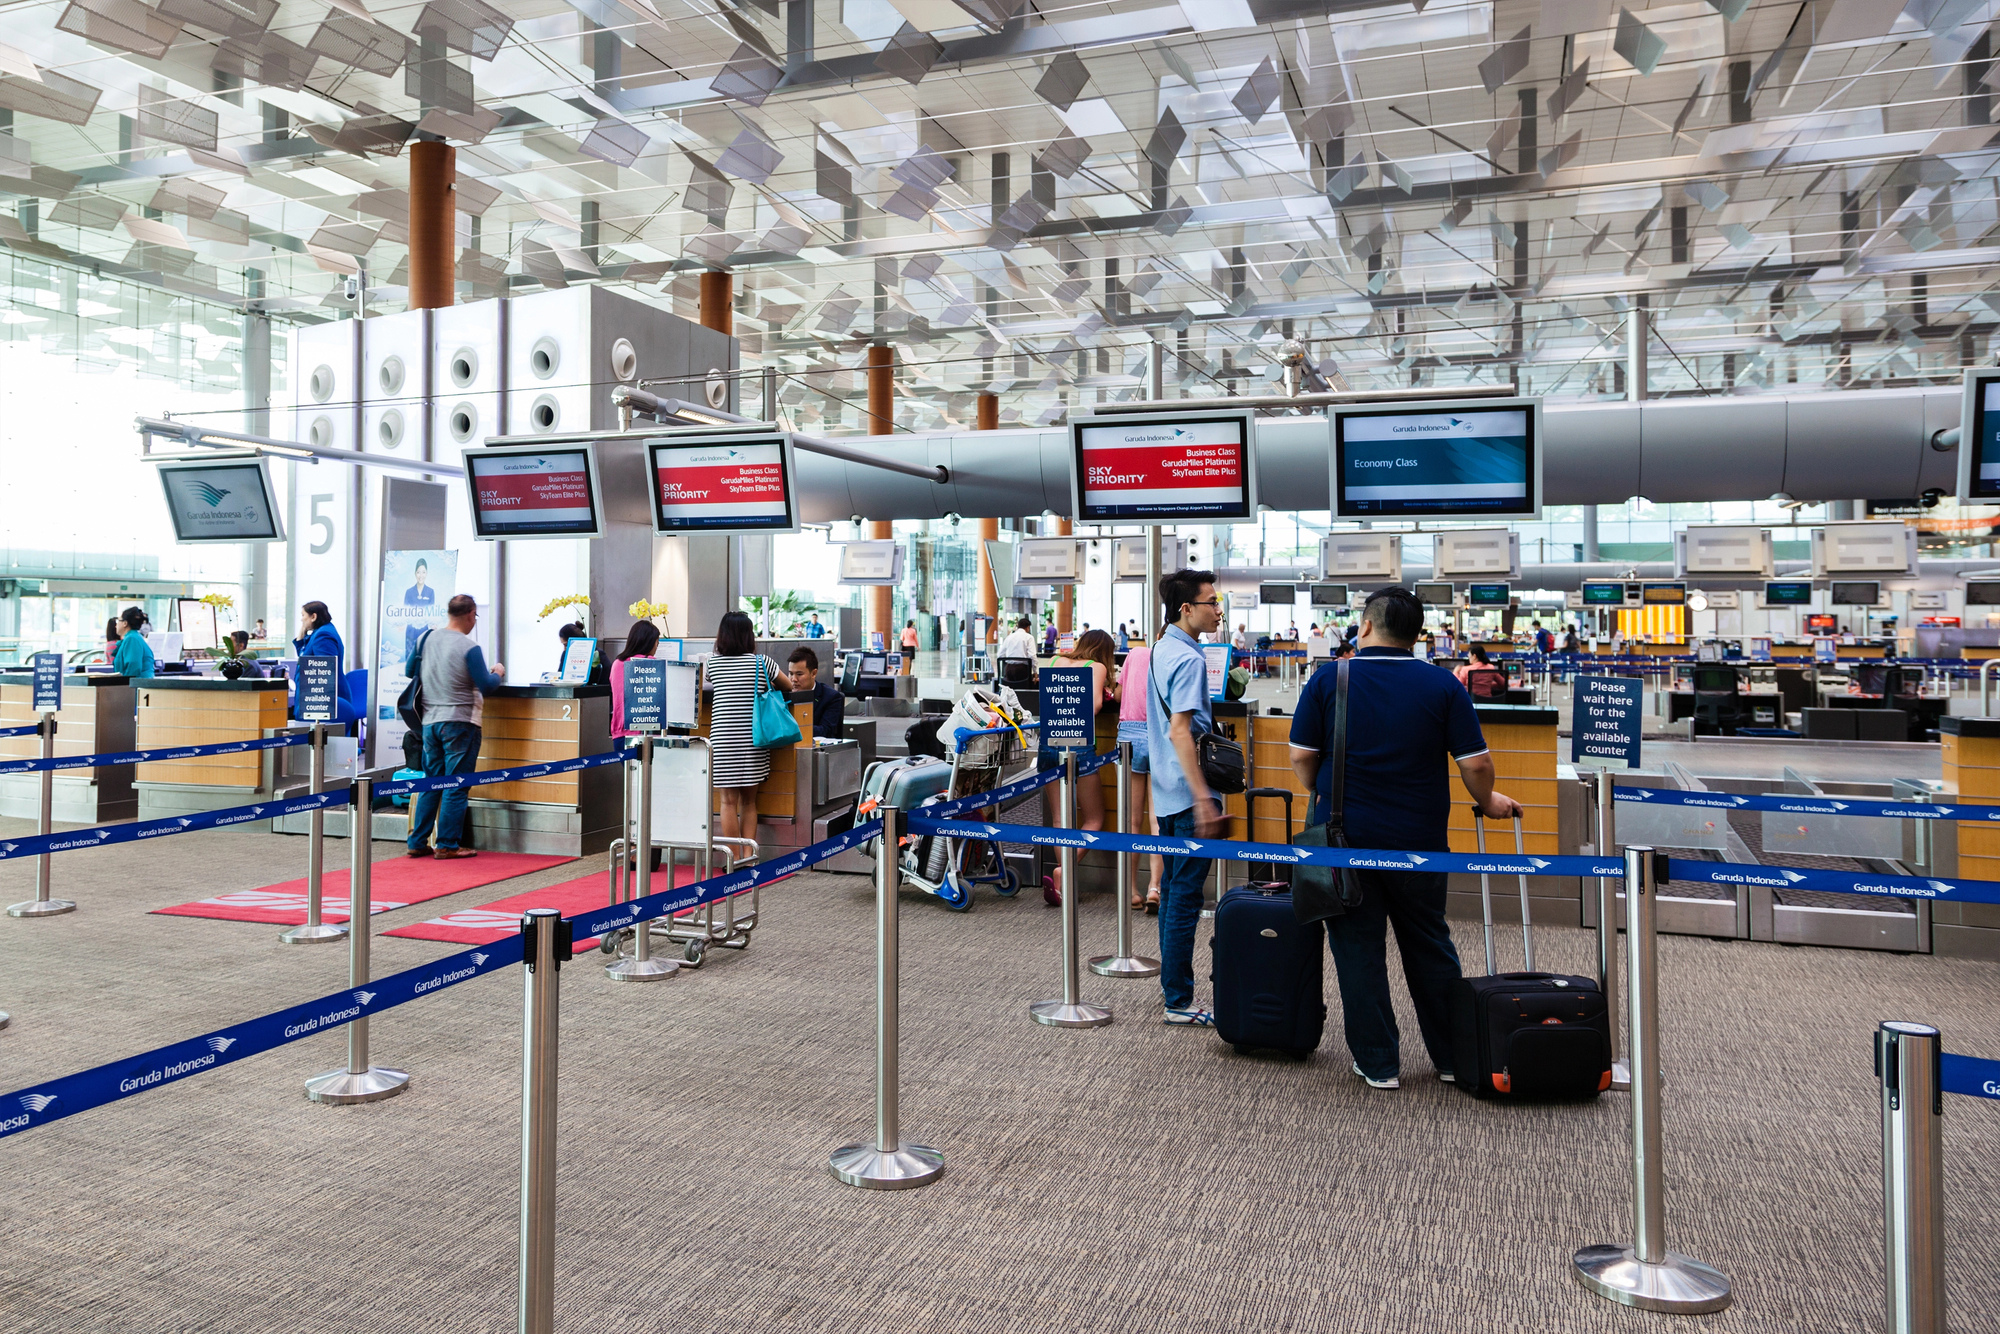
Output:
[601, 736, 761, 967]
[899, 719, 1042, 911]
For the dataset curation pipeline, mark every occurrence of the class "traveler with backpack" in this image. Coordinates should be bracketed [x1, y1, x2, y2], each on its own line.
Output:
[404, 594, 505, 860]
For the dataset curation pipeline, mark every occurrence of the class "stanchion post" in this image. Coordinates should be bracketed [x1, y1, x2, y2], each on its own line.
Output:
[282, 723, 347, 944]
[1574, 846, 1732, 1313]
[517, 907, 567, 1334]
[1878, 1020, 1946, 1334]
[607, 732, 677, 981]
[829, 804, 944, 1188]
[1032, 749, 1112, 1027]
[1091, 742, 1160, 978]
[8, 712, 75, 918]
[307, 774, 410, 1104]
[1595, 768, 1630, 1091]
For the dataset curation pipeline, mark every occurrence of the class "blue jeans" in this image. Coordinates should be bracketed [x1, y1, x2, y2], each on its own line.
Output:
[407, 721, 482, 852]
[1325, 869, 1462, 1079]
[1155, 805, 1215, 1010]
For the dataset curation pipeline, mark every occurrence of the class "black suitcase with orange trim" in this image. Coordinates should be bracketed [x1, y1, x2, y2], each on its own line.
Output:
[1448, 812, 1611, 1100]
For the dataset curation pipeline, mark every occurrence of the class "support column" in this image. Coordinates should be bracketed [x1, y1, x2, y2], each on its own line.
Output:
[977, 518, 999, 645]
[1057, 517, 1074, 633]
[869, 521, 893, 644]
[975, 392, 997, 431]
[1582, 509, 1599, 563]
[1627, 296, 1649, 402]
[866, 343, 893, 434]
[700, 270, 733, 336]
[408, 139, 455, 310]
[242, 267, 272, 635]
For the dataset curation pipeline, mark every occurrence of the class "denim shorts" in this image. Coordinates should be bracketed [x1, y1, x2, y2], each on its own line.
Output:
[1116, 719, 1149, 773]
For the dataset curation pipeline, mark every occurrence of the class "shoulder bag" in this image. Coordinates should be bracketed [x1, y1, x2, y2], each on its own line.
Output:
[396, 630, 433, 733]
[1292, 658, 1366, 924]
[1150, 641, 1245, 796]
[750, 656, 803, 748]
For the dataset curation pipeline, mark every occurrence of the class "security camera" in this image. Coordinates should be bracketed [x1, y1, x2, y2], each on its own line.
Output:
[946, 512, 961, 526]
[850, 514, 863, 525]
[342, 275, 361, 301]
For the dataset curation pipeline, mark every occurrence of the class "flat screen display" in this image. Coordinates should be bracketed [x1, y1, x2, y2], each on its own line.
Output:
[1641, 582, 1686, 606]
[1830, 580, 1880, 606]
[1332, 398, 1541, 520]
[1309, 583, 1349, 608]
[1580, 581, 1626, 606]
[176, 599, 218, 652]
[1413, 581, 1455, 606]
[466, 444, 602, 539]
[156, 459, 284, 543]
[1466, 583, 1510, 607]
[1259, 582, 1298, 605]
[1070, 410, 1255, 522]
[645, 432, 797, 535]
[1968, 583, 2000, 606]
[1805, 613, 1838, 633]
[1960, 372, 2000, 501]
[1763, 580, 1814, 606]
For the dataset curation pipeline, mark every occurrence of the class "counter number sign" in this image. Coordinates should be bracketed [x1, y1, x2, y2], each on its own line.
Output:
[298, 655, 338, 724]
[623, 658, 665, 733]
[1039, 665, 1094, 752]
[1570, 674, 1641, 771]
[30, 652, 61, 713]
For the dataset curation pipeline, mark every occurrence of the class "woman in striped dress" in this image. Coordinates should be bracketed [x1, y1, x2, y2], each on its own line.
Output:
[704, 611, 794, 850]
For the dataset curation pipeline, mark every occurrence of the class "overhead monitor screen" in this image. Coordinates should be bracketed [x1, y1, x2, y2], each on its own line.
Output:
[1959, 371, 2000, 501]
[1332, 398, 1542, 520]
[1830, 580, 1880, 606]
[1968, 582, 2000, 606]
[1259, 582, 1298, 605]
[466, 444, 602, 539]
[1641, 582, 1687, 606]
[646, 432, 797, 535]
[1309, 583, 1349, 608]
[1580, 581, 1626, 607]
[1070, 409, 1255, 522]
[1763, 580, 1814, 606]
[1466, 583, 1510, 607]
[1413, 581, 1455, 606]
[156, 459, 284, 543]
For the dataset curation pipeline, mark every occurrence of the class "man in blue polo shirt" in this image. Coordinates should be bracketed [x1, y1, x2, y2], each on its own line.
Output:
[1290, 585, 1521, 1090]
[1147, 567, 1227, 1027]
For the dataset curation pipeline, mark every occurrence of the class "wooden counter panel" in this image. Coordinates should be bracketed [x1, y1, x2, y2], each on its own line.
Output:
[136, 754, 263, 786]
[471, 778, 577, 805]
[478, 737, 589, 766]
[478, 715, 584, 744]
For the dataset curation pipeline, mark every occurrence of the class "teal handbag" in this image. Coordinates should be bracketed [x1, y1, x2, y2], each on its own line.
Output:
[750, 656, 802, 748]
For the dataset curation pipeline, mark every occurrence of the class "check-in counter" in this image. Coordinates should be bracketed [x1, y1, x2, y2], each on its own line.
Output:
[1444, 704, 1573, 926]
[1938, 716, 2000, 960]
[694, 691, 817, 853]
[466, 684, 619, 856]
[131, 677, 292, 822]
[0, 672, 136, 823]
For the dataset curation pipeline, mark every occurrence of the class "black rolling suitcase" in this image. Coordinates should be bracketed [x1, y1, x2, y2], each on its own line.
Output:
[1448, 811, 1612, 1100]
[1210, 788, 1325, 1058]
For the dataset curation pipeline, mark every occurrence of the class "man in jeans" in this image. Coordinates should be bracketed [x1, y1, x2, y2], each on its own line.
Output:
[406, 594, 505, 860]
[1146, 568, 1226, 1027]
[1289, 586, 1520, 1089]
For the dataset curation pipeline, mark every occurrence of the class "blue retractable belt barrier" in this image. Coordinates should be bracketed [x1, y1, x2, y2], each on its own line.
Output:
[0, 731, 306, 777]
[1615, 786, 1999, 823]
[1941, 1054, 2000, 1101]
[0, 724, 43, 739]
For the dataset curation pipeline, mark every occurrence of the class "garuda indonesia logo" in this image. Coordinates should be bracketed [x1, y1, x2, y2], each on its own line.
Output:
[190, 480, 231, 506]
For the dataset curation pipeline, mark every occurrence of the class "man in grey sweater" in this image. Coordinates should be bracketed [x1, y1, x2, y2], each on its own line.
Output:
[405, 594, 506, 859]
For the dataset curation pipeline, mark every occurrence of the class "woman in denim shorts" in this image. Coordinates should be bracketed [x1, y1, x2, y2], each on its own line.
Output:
[1115, 636, 1165, 912]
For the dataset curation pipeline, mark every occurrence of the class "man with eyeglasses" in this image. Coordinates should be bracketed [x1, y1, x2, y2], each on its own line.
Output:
[1146, 568, 1228, 1027]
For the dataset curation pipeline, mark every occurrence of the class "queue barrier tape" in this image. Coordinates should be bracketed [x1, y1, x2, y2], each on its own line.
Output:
[1941, 1054, 2000, 1101]
[1614, 786, 1998, 823]
[0, 812, 889, 1142]
[0, 731, 306, 778]
[0, 724, 43, 739]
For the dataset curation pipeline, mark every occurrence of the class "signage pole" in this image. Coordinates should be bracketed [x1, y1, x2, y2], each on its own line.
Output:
[1091, 741, 1160, 978]
[9, 712, 75, 918]
[1031, 749, 1112, 1027]
[1878, 1021, 1946, 1334]
[607, 732, 677, 981]
[282, 723, 347, 944]
[517, 907, 567, 1334]
[1595, 767, 1630, 1092]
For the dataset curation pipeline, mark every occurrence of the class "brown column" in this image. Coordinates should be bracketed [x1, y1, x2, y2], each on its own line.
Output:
[408, 140, 455, 310]
[699, 270, 732, 334]
[865, 343, 894, 435]
[977, 518, 1000, 643]
[868, 520, 893, 645]
[975, 391, 998, 431]
[1056, 517, 1074, 633]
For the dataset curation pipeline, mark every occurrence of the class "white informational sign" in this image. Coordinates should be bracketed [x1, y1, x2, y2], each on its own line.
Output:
[1017, 537, 1081, 583]
[557, 636, 594, 684]
[664, 661, 700, 731]
[375, 549, 458, 762]
[646, 432, 799, 535]
[1202, 643, 1232, 699]
[838, 541, 904, 585]
[1072, 410, 1255, 522]
[176, 599, 219, 652]
[156, 459, 285, 543]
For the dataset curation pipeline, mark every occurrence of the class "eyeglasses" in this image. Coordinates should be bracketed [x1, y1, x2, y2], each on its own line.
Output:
[1185, 599, 1222, 608]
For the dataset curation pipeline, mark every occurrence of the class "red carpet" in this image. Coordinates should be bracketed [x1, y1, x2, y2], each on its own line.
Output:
[151, 852, 575, 926]
[382, 865, 707, 949]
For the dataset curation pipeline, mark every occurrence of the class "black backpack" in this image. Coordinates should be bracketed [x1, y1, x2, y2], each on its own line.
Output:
[396, 630, 433, 732]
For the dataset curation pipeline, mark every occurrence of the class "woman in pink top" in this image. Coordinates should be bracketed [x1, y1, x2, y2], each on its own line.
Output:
[1115, 630, 1165, 912]
[608, 619, 661, 738]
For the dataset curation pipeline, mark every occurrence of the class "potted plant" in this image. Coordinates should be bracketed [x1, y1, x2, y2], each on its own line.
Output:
[215, 634, 245, 680]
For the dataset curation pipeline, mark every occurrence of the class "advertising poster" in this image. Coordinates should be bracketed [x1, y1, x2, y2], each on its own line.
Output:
[376, 549, 458, 763]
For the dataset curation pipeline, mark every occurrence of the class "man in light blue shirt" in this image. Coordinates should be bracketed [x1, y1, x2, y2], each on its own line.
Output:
[1145, 567, 1226, 1026]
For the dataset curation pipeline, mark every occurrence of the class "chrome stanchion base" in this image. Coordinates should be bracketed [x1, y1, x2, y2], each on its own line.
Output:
[827, 1142, 944, 1190]
[0, 1010, 9, 1029]
[305, 1067, 411, 1104]
[1088, 953, 1161, 978]
[1609, 1057, 1632, 1093]
[279, 921, 349, 945]
[1029, 998, 1113, 1027]
[1572, 1245, 1732, 1313]
[604, 955, 679, 982]
[7, 898, 76, 918]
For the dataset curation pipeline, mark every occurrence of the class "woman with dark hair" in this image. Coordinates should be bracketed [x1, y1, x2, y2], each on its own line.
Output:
[112, 606, 155, 679]
[703, 610, 793, 849]
[609, 620, 661, 739]
[291, 600, 346, 717]
[103, 617, 121, 664]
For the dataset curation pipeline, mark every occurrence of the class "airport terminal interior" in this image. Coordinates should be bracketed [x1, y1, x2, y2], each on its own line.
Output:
[7, 0, 2000, 1330]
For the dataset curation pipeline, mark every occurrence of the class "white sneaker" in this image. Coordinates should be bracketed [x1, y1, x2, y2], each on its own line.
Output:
[1352, 1061, 1400, 1090]
[1163, 1006, 1215, 1027]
